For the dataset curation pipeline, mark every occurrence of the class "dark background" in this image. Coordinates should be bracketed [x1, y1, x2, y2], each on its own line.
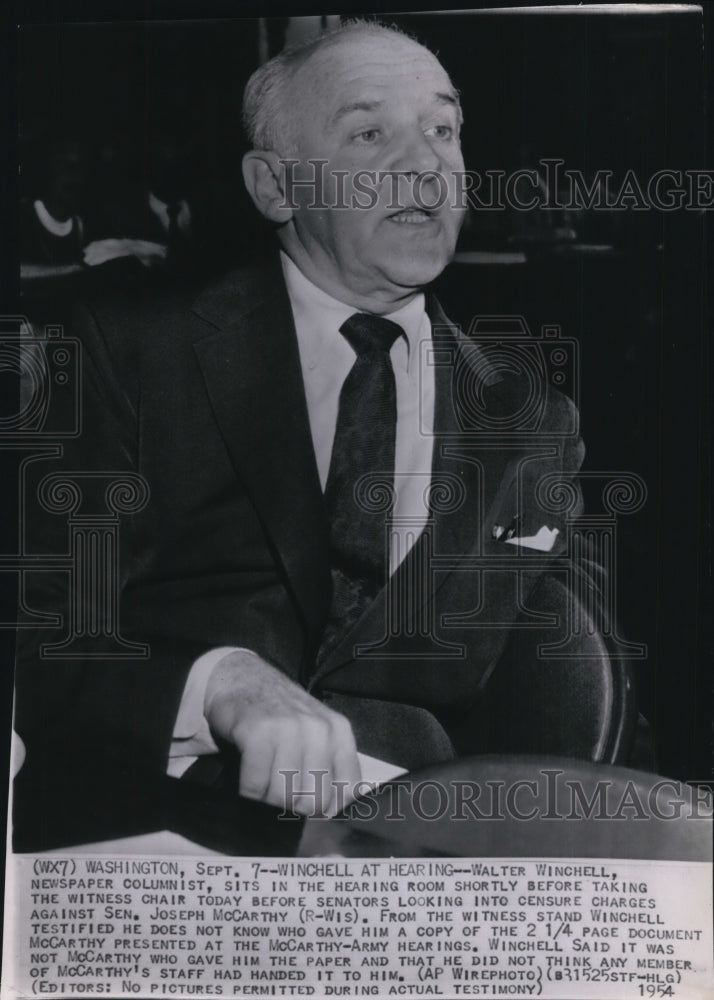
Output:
[0, 1, 711, 864]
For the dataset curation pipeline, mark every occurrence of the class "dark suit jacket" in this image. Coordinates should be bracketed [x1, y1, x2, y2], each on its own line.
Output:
[14, 257, 631, 835]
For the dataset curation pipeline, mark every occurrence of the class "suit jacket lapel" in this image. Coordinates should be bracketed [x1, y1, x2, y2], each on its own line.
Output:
[191, 262, 331, 644]
[427, 296, 510, 565]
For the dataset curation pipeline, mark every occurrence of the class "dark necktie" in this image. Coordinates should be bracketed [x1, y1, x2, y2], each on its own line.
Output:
[317, 312, 403, 665]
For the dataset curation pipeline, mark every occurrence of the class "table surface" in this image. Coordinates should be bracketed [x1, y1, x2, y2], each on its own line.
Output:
[25, 757, 712, 861]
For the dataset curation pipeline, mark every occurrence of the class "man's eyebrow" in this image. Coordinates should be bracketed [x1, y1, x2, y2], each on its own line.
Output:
[327, 91, 463, 130]
[328, 100, 384, 129]
[436, 90, 463, 123]
[435, 91, 459, 108]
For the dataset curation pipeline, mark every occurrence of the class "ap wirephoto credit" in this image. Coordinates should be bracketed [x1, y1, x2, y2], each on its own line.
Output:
[0, 4, 711, 1000]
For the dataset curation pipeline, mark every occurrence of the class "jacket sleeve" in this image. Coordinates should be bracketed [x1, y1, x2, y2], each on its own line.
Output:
[14, 301, 211, 779]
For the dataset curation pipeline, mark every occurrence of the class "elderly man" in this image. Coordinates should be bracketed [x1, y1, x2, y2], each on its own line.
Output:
[15, 21, 628, 836]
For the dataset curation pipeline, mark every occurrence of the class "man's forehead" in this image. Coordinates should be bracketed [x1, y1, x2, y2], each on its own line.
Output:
[295, 33, 453, 102]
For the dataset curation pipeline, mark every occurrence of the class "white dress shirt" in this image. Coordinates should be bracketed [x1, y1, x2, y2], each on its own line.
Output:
[167, 252, 436, 774]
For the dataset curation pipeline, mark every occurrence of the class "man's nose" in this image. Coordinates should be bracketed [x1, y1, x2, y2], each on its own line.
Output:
[388, 129, 442, 176]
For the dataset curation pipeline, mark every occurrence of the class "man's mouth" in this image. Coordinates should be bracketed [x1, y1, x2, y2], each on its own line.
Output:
[388, 208, 434, 224]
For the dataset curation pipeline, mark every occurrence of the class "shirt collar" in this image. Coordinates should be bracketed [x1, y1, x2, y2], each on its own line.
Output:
[280, 250, 427, 370]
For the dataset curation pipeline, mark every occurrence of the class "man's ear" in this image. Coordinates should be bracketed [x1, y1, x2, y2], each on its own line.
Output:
[242, 151, 294, 224]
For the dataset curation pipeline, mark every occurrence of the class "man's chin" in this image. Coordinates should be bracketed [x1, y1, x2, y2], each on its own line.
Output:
[383, 254, 453, 292]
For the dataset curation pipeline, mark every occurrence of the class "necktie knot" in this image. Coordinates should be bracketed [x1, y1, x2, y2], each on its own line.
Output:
[340, 313, 403, 357]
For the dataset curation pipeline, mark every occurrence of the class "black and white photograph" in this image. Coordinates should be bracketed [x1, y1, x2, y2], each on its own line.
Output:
[0, 2, 712, 998]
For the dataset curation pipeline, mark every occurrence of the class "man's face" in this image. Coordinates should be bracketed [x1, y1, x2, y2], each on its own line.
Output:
[283, 34, 466, 309]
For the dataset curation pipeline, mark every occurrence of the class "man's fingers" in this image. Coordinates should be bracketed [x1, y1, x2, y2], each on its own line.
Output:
[234, 709, 359, 816]
[325, 711, 361, 815]
[265, 718, 312, 811]
[295, 716, 332, 815]
[236, 726, 276, 802]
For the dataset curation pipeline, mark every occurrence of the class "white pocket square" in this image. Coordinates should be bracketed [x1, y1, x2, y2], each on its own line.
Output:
[504, 526, 560, 552]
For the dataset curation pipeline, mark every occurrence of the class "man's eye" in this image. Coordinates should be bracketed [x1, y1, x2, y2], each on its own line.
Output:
[353, 129, 381, 144]
[425, 125, 454, 140]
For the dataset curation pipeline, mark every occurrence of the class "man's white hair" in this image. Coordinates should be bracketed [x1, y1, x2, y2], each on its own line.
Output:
[242, 19, 449, 155]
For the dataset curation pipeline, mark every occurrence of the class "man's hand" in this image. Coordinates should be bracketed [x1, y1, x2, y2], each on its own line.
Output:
[204, 650, 360, 816]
